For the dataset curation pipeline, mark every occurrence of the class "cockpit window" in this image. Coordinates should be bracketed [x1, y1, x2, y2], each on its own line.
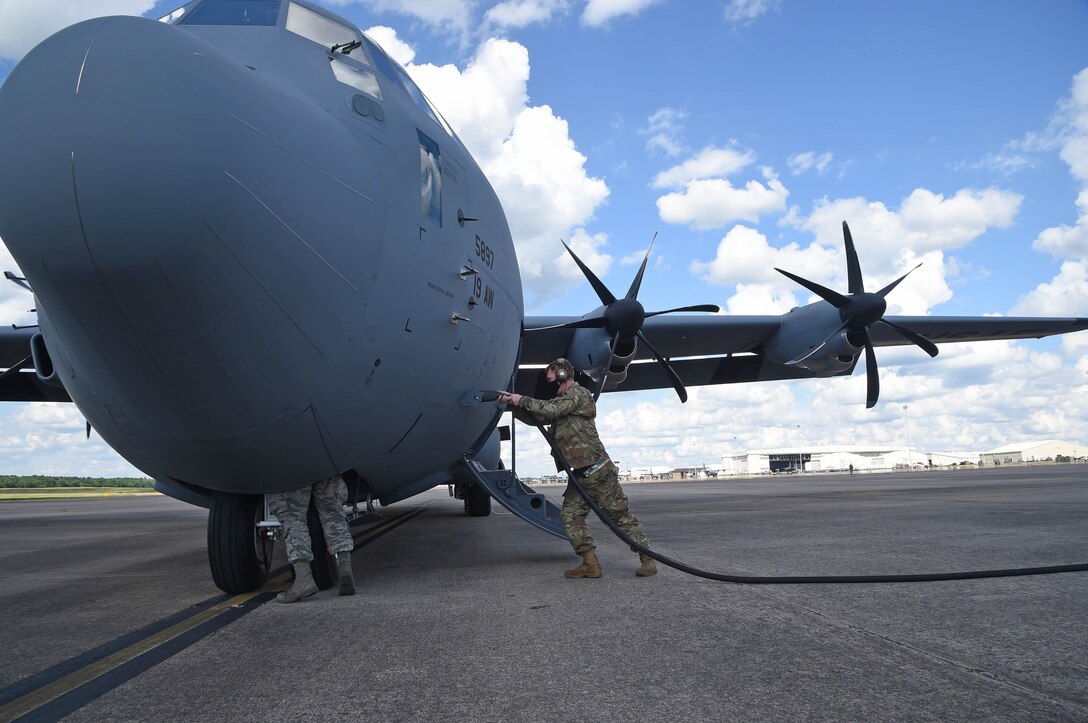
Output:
[176, 0, 281, 26]
[363, 37, 456, 138]
[158, 1, 198, 24]
[419, 131, 443, 226]
[331, 59, 382, 100]
[285, 3, 357, 50]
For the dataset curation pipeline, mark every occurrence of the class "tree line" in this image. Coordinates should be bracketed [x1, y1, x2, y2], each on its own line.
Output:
[0, 475, 154, 488]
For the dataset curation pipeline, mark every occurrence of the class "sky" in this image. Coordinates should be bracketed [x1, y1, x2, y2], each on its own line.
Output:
[1, 0, 1088, 478]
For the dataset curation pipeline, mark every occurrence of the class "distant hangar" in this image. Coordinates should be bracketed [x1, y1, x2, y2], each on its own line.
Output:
[719, 440, 1083, 476]
[978, 440, 1084, 466]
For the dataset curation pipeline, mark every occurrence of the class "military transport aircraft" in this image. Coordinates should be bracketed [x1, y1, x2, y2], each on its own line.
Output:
[1, 0, 1085, 594]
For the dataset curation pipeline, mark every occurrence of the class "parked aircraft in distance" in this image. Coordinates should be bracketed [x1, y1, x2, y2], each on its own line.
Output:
[1, 0, 1085, 593]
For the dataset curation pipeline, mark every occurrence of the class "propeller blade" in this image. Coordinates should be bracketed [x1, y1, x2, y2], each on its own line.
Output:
[877, 318, 940, 357]
[863, 335, 879, 409]
[775, 267, 850, 308]
[842, 221, 865, 294]
[644, 304, 720, 318]
[561, 239, 616, 305]
[876, 262, 923, 298]
[625, 231, 658, 301]
[636, 330, 688, 403]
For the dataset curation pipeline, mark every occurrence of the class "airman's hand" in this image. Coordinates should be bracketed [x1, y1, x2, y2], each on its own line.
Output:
[496, 391, 522, 405]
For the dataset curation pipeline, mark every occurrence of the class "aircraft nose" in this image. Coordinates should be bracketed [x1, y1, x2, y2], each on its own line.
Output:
[0, 15, 255, 293]
[0, 17, 111, 261]
[0, 15, 382, 455]
[0, 16, 275, 434]
[0, 15, 263, 269]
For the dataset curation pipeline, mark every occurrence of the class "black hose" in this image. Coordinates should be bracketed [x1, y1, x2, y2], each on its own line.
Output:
[538, 428, 1088, 584]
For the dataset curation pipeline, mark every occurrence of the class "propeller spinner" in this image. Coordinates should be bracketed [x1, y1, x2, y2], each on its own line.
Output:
[775, 221, 938, 409]
[544, 236, 720, 403]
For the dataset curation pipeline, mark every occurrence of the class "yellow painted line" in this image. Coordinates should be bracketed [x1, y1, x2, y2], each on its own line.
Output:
[0, 585, 280, 721]
[1, 504, 428, 720]
[0, 491, 159, 501]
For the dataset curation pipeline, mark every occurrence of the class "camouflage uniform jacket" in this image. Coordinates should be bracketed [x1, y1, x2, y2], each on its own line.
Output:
[511, 383, 608, 469]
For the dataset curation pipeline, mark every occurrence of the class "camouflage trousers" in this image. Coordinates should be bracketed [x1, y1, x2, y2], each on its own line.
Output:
[267, 476, 354, 564]
[561, 461, 650, 555]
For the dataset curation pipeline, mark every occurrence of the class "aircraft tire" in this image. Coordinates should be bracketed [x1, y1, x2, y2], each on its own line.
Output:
[207, 492, 267, 594]
[464, 483, 492, 517]
[307, 499, 338, 590]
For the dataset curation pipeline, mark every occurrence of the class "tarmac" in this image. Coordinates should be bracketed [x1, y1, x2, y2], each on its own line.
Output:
[0, 465, 1086, 721]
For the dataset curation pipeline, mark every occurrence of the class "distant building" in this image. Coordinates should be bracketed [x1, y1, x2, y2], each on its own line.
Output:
[721, 444, 982, 475]
[624, 466, 673, 480]
[662, 467, 707, 480]
[979, 440, 1082, 465]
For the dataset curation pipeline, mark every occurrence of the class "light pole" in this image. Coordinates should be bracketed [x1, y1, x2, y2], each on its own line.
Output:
[903, 404, 912, 470]
[797, 424, 802, 472]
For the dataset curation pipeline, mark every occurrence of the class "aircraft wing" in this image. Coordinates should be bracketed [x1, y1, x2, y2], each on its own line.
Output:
[522, 315, 782, 361]
[517, 313, 1088, 397]
[866, 316, 1088, 346]
[0, 327, 71, 402]
[521, 225, 1088, 404]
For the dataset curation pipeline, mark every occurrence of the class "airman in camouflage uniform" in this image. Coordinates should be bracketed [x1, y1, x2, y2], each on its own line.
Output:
[268, 474, 355, 603]
[498, 358, 656, 578]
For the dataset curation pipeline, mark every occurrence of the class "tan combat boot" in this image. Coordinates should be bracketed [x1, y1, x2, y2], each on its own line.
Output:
[636, 552, 657, 577]
[337, 551, 356, 596]
[277, 561, 319, 603]
[564, 550, 602, 578]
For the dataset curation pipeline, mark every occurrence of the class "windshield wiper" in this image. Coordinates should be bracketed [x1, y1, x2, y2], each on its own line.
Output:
[331, 40, 362, 55]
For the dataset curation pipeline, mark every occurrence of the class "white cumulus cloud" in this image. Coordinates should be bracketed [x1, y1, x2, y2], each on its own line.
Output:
[363, 25, 416, 65]
[787, 150, 833, 176]
[641, 107, 687, 157]
[689, 185, 1023, 318]
[657, 175, 790, 230]
[1030, 68, 1088, 261]
[484, 0, 570, 29]
[723, 0, 781, 26]
[402, 33, 610, 304]
[581, 0, 661, 27]
[1013, 261, 1088, 317]
[797, 189, 1021, 267]
[0, 237, 35, 328]
[327, 0, 476, 34]
[1002, 68, 1088, 317]
[653, 145, 757, 189]
[0, 0, 157, 61]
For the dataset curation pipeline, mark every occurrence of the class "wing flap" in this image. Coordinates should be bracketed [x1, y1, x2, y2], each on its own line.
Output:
[0, 328, 72, 401]
[0, 327, 36, 368]
[0, 370, 72, 402]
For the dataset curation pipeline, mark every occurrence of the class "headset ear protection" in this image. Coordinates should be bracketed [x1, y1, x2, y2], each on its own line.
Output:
[553, 358, 571, 381]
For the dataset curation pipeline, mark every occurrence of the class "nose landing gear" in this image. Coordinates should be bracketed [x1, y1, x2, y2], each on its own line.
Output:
[207, 492, 338, 594]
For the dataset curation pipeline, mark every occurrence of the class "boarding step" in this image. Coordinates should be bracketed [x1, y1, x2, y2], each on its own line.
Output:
[459, 458, 566, 539]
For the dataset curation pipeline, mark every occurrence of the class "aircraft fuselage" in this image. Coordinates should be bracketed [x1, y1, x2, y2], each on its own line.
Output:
[0, 4, 522, 503]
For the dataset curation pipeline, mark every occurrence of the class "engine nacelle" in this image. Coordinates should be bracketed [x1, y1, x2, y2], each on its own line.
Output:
[563, 327, 640, 392]
[762, 303, 861, 377]
[598, 335, 637, 392]
[789, 331, 860, 375]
